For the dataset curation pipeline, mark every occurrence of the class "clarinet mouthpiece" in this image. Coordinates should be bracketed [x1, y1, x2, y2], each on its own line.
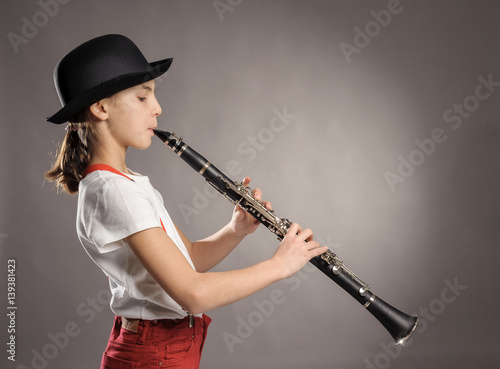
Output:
[153, 129, 170, 142]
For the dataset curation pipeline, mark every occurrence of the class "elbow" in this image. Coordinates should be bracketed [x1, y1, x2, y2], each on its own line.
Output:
[173, 273, 218, 314]
[181, 288, 211, 315]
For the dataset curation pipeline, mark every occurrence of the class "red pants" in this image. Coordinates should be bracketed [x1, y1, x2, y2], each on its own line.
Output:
[101, 315, 211, 369]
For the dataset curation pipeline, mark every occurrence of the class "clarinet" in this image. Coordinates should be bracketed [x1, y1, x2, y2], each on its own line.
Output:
[153, 129, 419, 345]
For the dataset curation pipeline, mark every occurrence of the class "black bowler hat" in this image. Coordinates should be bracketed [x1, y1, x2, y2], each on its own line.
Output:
[47, 34, 172, 124]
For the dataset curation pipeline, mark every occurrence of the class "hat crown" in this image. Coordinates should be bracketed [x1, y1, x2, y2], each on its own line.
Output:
[54, 34, 149, 106]
[47, 34, 171, 124]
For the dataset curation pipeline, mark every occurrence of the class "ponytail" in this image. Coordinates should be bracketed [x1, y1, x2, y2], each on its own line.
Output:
[45, 109, 99, 194]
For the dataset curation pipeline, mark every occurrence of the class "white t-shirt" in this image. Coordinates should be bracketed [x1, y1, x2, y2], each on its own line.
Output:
[76, 168, 195, 320]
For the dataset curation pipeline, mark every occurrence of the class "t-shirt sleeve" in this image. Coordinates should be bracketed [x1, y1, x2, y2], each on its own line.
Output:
[85, 177, 161, 252]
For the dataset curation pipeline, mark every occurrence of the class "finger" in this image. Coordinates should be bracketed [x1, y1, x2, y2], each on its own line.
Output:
[242, 177, 251, 186]
[263, 201, 272, 210]
[304, 240, 320, 250]
[287, 223, 300, 237]
[304, 231, 314, 242]
[252, 187, 262, 201]
[309, 245, 328, 258]
[233, 205, 245, 220]
[298, 228, 313, 242]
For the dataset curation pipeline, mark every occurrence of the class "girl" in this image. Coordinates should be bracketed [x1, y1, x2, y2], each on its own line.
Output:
[45, 34, 326, 369]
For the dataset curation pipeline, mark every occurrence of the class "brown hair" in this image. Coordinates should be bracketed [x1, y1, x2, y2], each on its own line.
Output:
[45, 109, 100, 194]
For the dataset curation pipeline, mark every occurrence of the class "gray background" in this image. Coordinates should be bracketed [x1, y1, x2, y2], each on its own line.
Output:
[1, 0, 499, 368]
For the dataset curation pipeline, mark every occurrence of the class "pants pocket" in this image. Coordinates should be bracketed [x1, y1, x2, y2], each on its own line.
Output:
[165, 338, 193, 359]
[101, 351, 140, 369]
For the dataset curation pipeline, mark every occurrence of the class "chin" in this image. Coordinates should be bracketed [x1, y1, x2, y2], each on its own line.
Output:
[134, 138, 153, 151]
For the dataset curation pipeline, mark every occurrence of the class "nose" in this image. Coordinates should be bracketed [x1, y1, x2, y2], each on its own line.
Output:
[153, 96, 162, 117]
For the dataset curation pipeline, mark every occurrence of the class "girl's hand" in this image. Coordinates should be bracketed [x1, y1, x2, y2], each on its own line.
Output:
[229, 177, 271, 237]
[272, 223, 328, 279]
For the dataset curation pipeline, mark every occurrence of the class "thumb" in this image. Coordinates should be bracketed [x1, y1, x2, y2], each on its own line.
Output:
[233, 205, 246, 222]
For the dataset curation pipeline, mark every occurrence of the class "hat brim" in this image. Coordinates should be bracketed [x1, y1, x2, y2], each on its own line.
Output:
[47, 58, 172, 124]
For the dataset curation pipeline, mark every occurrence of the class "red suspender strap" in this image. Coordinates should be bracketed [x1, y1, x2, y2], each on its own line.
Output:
[82, 164, 133, 181]
[82, 164, 167, 233]
[159, 218, 166, 232]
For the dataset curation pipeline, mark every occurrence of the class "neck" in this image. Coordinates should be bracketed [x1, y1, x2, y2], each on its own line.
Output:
[89, 144, 129, 174]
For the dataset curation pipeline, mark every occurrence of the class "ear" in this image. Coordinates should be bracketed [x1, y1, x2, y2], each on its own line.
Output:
[89, 100, 109, 121]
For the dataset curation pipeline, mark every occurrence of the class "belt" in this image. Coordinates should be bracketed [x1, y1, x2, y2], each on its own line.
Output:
[121, 314, 195, 333]
[121, 317, 140, 333]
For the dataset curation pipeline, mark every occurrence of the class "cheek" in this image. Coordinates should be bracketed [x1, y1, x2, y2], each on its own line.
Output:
[109, 104, 133, 129]
[115, 102, 131, 119]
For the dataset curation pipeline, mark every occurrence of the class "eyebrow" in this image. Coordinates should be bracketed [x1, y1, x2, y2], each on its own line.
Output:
[135, 84, 154, 92]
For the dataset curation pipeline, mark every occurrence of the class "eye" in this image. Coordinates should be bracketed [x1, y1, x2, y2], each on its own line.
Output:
[138, 97, 147, 102]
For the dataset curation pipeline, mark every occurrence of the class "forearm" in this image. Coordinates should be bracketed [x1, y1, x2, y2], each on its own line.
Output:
[191, 223, 246, 272]
[187, 259, 284, 313]
[127, 224, 326, 316]
[127, 227, 283, 314]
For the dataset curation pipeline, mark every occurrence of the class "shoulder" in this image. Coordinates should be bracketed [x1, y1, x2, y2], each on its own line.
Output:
[77, 170, 160, 228]
[77, 171, 162, 250]
[79, 170, 137, 199]
[78, 170, 160, 216]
